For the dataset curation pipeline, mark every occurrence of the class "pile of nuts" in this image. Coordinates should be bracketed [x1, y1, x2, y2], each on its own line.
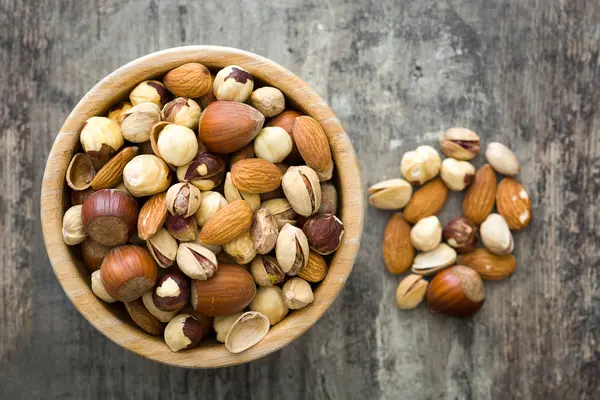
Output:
[62, 62, 344, 353]
[369, 127, 532, 317]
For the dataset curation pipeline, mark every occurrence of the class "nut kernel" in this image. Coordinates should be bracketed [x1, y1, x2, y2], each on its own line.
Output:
[400, 145, 441, 185]
[440, 158, 475, 191]
[409, 216, 442, 252]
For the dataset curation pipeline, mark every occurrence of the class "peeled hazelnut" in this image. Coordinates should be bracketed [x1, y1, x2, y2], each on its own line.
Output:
[80, 116, 124, 166]
[108, 101, 133, 125]
[276, 223, 309, 275]
[224, 172, 260, 211]
[485, 142, 520, 176]
[260, 198, 297, 228]
[409, 216, 442, 252]
[250, 286, 289, 326]
[100, 245, 158, 302]
[62, 205, 87, 245]
[298, 251, 328, 283]
[163, 63, 212, 98]
[426, 265, 485, 317]
[121, 102, 162, 143]
[440, 128, 481, 161]
[213, 65, 254, 102]
[213, 312, 244, 343]
[396, 274, 428, 310]
[250, 87, 285, 117]
[266, 110, 303, 164]
[368, 178, 413, 210]
[302, 213, 344, 255]
[81, 238, 113, 271]
[223, 232, 257, 265]
[146, 228, 178, 268]
[195, 191, 228, 227]
[166, 214, 198, 242]
[177, 152, 225, 191]
[123, 155, 171, 197]
[66, 153, 95, 191]
[400, 145, 441, 185]
[176, 242, 218, 280]
[411, 243, 457, 276]
[91, 270, 116, 303]
[318, 182, 338, 215]
[164, 314, 205, 352]
[129, 80, 169, 107]
[152, 271, 190, 311]
[480, 213, 514, 255]
[81, 189, 138, 246]
[125, 298, 164, 336]
[253, 127, 293, 163]
[440, 158, 475, 191]
[250, 208, 278, 254]
[250, 255, 285, 286]
[154, 123, 198, 167]
[230, 143, 255, 165]
[281, 166, 322, 217]
[162, 97, 201, 130]
[282, 277, 314, 310]
[142, 291, 177, 323]
[443, 218, 478, 253]
[224, 311, 270, 354]
[166, 182, 201, 218]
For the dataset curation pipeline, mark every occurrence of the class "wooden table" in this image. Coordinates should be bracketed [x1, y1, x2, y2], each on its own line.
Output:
[2, 1, 598, 398]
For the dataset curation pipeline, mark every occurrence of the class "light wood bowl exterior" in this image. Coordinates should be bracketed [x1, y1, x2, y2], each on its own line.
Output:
[40, 46, 364, 368]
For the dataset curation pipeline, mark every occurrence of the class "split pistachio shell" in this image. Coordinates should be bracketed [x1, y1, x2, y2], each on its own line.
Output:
[224, 172, 260, 211]
[260, 198, 297, 229]
[276, 223, 309, 275]
[396, 274, 428, 309]
[250, 255, 285, 286]
[176, 242, 218, 280]
[250, 208, 279, 255]
[213, 313, 244, 343]
[166, 182, 202, 218]
[224, 311, 270, 353]
[368, 179, 412, 210]
[66, 153, 96, 191]
[281, 166, 322, 217]
[485, 142, 520, 176]
[121, 102, 162, 143]
[411, 243, 457, 276]
[480, 213, 514, 255]
[146, 228, 178, 268]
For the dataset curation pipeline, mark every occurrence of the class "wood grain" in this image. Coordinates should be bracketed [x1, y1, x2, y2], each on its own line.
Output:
[2, 0, 600, 398]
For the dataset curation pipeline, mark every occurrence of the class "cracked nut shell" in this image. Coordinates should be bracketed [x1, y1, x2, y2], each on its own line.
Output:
[176, 242, 218, 280]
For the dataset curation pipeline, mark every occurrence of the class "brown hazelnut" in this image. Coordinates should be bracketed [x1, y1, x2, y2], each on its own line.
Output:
[318, 182, 338, 215]
[152, 271, 190, 312]
[125, 298, 164, 336]
[81, 238, 113, 271]
[166, 214, 198, 242]
[302, 213, 344, 255]
[176, 152, 225, 191]
[71, 188, 95, 206]
[443, 217, 478, 253]
[166, 182, 202, 218]
[81, 189, 138, 246]
[164, 314, 205, 352]
[426, 265, 485, 317]
[100, 245, 158, 302]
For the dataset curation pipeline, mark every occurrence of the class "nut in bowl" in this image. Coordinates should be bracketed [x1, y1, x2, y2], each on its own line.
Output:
[41, 46, 363, 368]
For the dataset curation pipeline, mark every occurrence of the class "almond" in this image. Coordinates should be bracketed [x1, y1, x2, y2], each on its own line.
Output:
[162, 62, 212, 98]
[383, 213, 414, 274]
[266, 110, 303, 164]
[458, 248, 516, 280]
[231, 158, 283, 194]
[496, 177, 532, 230]
[91, 146, 138, 190]
[199, 101, 264, 154]
[199, 200, 254, 245]
[292, 116, 333, 181]
[462, 164, 496, 225]
[138, 192, 168, 240]
[298, 251, 328, 283]
[402, 178, 448, 224]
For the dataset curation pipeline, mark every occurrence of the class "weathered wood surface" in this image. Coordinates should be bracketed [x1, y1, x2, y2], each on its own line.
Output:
[1, 0, 598, 399]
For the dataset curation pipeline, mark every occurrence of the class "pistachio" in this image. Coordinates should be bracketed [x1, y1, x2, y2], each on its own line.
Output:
[213, 312, 244, 343]
[396, 274, 428, 310]
[166, 182, 202, 218]
[62, 205, 87, 245]
[440, 128, 481, 160]
[281, 166, 322, 217]
[195, 191, 228, 227]
[166, 214, 198, 242]
[368, 178, 413, 210]
[146, 228, 178, 268]
[223, 232, 257, 265]
[485, 142, 520, 176]
[276, 223, 309, 275]
[411, 243, 457, 276]
[440, 158, 475, 191]
[442, 217, 478, 253]
[121, 102, 162, 143]
[302, 213, 344, 255]
[161, 97, 201, 130]
[176, 242, 219, 280]
[177, 152, 225, 191]
[282, 277, 314, 310]
[224, 172, 260, 212]
[400, 145, 441, 185]
[250, 208, 279, 254]
[318, 182, 338, 215]
[191, 236, 222, 256]
[409, 216, 442, 252]
[260, 198, 297, 229]
[480, 213, 514, 255]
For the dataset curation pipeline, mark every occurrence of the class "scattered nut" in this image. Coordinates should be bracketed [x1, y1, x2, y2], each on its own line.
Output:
[276, 223, 309, 275]
[177, 152, 226, 191]
[213, 65, 254, 102]
[176, 242, 218, 280]
[162, 97, 202, 130]
[442, 217, 478, 253]
[411, 243, 457, 276]
[164, 314, 205, 352]
[383, 213, 414, 274]
[496, 177, 532, 230]
[250, 208, 279, 254]
[250, 255, 285, 287]
[166, 182, 202, 218]
[146, 227, 178, 268]
[409, 216, 442, 252]
[463, 164, 497, 225]
[440, 128, 480, 160]
[152, 271, 190, 312]
[282, 277, 314, 310]
[440, 158, 475, 191]
[249, 286, 289, 326]
[62, 205, 87, 245]
[400, 145, 441, 185]
[129, 80, 169, 107]
[250, 86, 285, 117]
[485, 142, 520, 176]
[396, 274, 428, 310]
[121, 102, 162, 143]
[480, 213, 514, 255]
[302, 213, 344, 255]
[368, 178, 413, 210]
[459, 248, 517, 281]
[426, 265, 485, 317]
[91, 270, 116, 303]
[253, 127, 293, 163]
[402, 178, 448, 224]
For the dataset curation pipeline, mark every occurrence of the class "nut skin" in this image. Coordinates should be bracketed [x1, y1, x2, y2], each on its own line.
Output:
[223, 232, 257, 265]
[125, 298, 165, 336]
[100, 245, 158, 302]
[142, 292, 177, 323]
[121, 102, 162, 143]
[368, 179, 413, 210]
[396, 274, 428, 310]
[282, 277, 314, 310]
[163, 63, 212, 98]
[249, 286, 289, 326]
[146, 228, 178, 268]
[250, 255, 285, 287]
[81, 189, 138, 246]
[66, 153, 95, 191]
[383, 213, 414, 274]
[302, 213, 344, 255]
[166, 182, 202, 218]
[80, 116, 124, 167]
[166, 214, 198, 242]
[253, 127, 293, 163]
[177, 152, 225, 191]
[485, 142, 520, 176]
[213, 65, 254, 102]
[480, 213, 514, 255]
[250, 208, 279, 254]
[426, 265, 485, 317]
[152, 271, 190, 312]
[129, 80, 170, 107]
[213, 312, 244, 343]
[82, 238, 113, 271]
[195, 191, 228, 227]
[400, 145, 441, 185]
[409, 216, 442, 252]
[440, 158, 475, 191]
[123, 155, 171, 197]
[62, 205, 87, 245]
[108, 101, 133, 125]
[162, 97, 202, 130]
[260, 198, 298, 229]
[281, 165, 322, 217]
[443, 218, 478, 253]
[440, 128, 481, 160]
[317, 182, 338, 215]
[276, 223, 310, 275]
[298, 251, 328, 283]
[459, 248, 517, 281]
[176, 242, 218, 280]
[91, 270, 117, 303]
[137, 192, 168, 240]
[250, 86, 285, 117]
[155, 124, 198, 167]
[224, 172, 261, 212]
[164, 314, 205, 352]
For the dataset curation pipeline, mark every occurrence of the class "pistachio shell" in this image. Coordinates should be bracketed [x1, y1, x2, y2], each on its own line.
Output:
[66, 153, 96, 191]
[224, 312, 270, 353]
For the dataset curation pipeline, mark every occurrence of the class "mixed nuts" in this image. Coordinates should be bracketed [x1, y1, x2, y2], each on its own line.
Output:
[63, 63, 344, 353]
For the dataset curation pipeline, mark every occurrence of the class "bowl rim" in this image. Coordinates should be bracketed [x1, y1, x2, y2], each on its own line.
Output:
[41, 45, 364, 368]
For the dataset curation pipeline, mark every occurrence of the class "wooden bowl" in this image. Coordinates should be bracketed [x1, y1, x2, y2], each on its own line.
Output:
[40, 46, 364, 368]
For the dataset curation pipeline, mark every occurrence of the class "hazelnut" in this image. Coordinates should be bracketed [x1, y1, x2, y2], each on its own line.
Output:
[224, 311, 270, 353]
[146, 228, 178, 268]
[62, 205, 87, 245]
[265, 110, 304, 164]
[230, 143, 256, 165]
[276, 223, 309, 275]
[166, 182, 201, 218]
[260, 198, 297, 229]
[302, 213, 344, 255]
[162, 97, 202, 130]
[440, 128, 481, 160]
[125, 298, 164, 336]
[318, 182, 338, 215]
[213, 65, 254, 102]
[213, 312, 244, 343]
[411, 243, 457, 276]
[443, 217, 478, 253]
[123, 155, 171, 197]
[223, 232, 257, 265]
[121, 102, 162, 143]
[480, 213, 514, 255]
[164, 314, 205, 352]
[250, 86, 285, 117]
[440, 158, 475, 191]
[176, 242, 218, 280]
[163, 63, 212, 98]
[129, 80, 170, 107]
[282, 277, 314, 310]
[250, 255, 285, 286]
[142, 291, 177, 323]
[426, 265, 485, 317]
[485, 142, 520, 176]
[400, 145, 441, 185]
[81, 238, 113, 271]
[281, 166, 322, 217]
[71, 188, 95, 206]
[166, 214, 198, 242]
[153, 123, 198, 167]
[224, 172, 260, 211]
[250, 208, 279, 254]
[100, 245, 158, 302]
[253, 127, 293, 163]
[249, 287, 289, 326]
[80, 116, 124, 166]
[108, 101, 133, 125]
[368, 178, 413, 210]
[81, 189, 138, 246]
[194, 191, 228, 227]
[66, 153, 95, 191]
[409, 216, 442, 252]
[91, 270, 116, 303]
[396, 274, 428, 310]
[177, 152, 225, 191]
[152, 271, 190, 311]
